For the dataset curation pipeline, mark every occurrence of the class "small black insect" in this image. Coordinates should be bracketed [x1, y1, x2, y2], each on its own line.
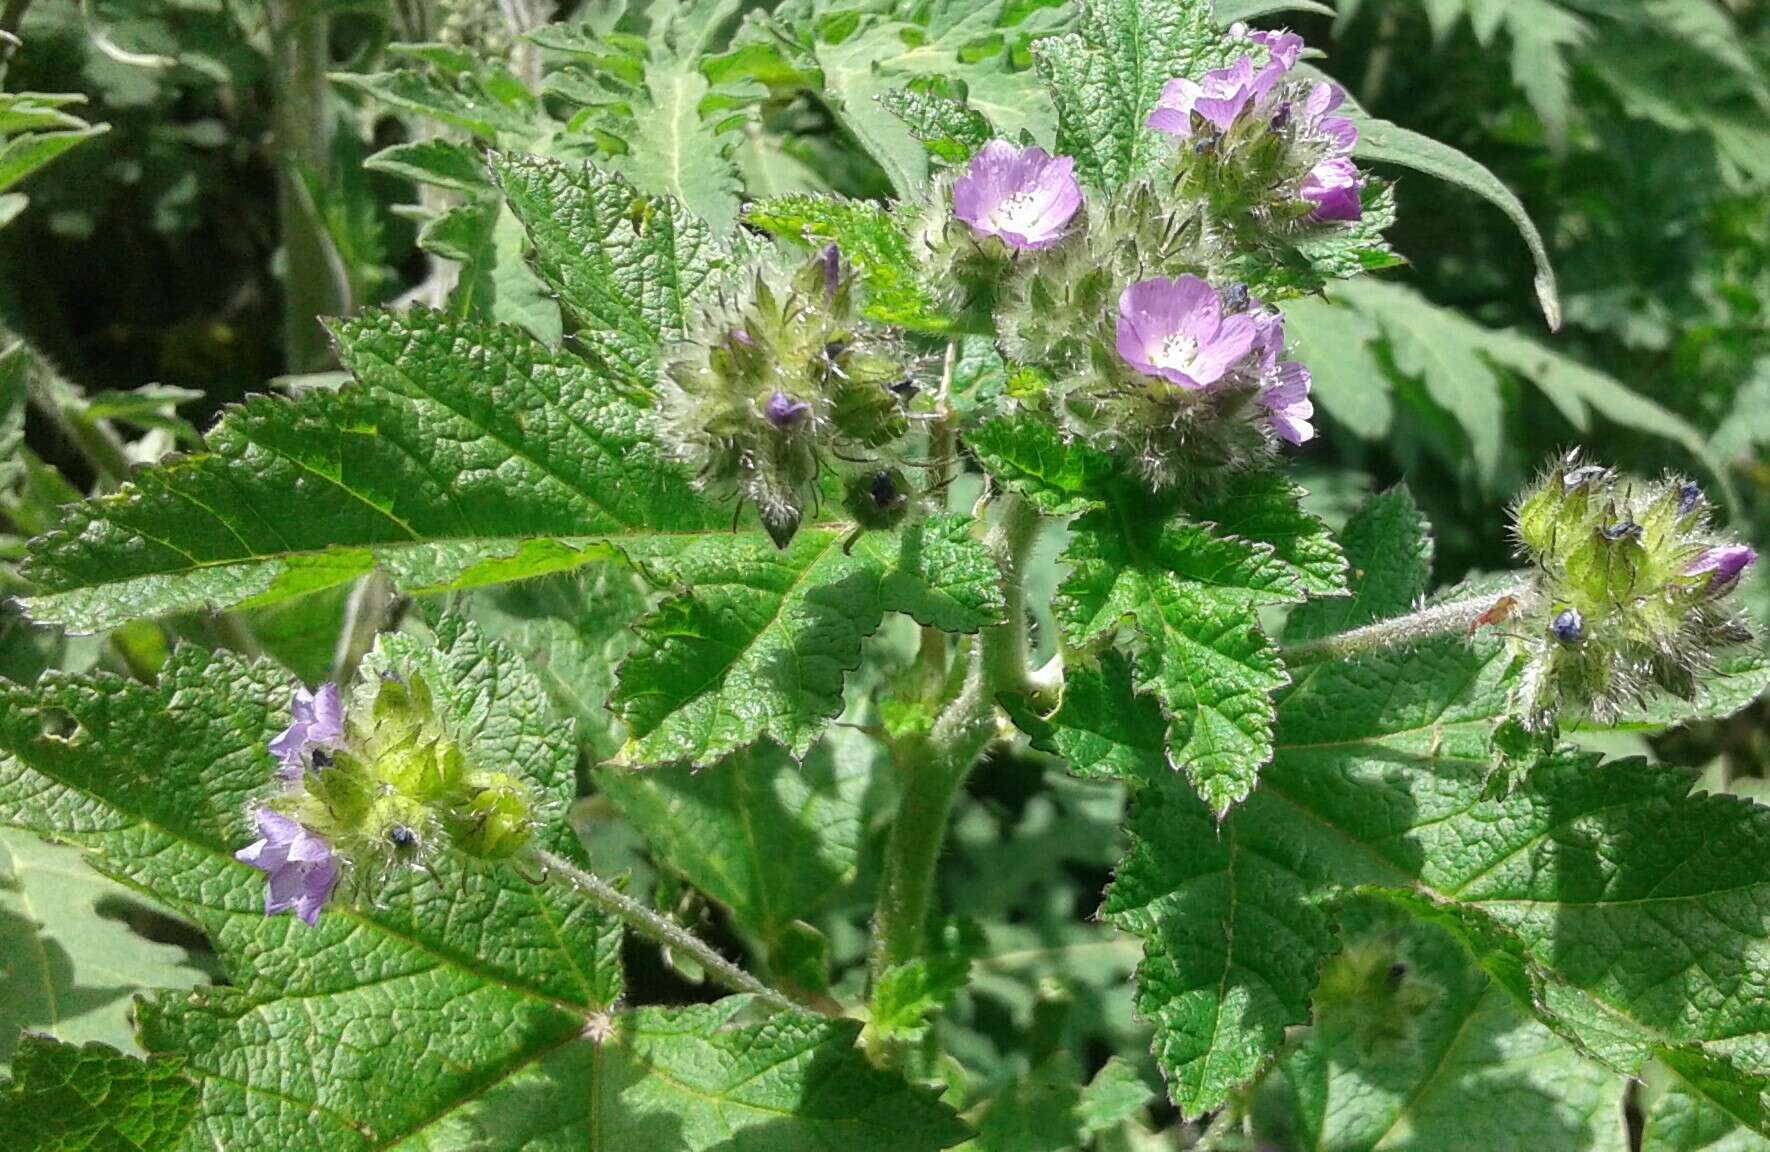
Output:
[388, 825, 419, 850]
[310, 748, 333, 770]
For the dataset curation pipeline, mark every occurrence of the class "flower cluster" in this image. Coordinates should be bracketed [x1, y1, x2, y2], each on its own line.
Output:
[235, 671, 543, 925]
[1501, 455, 1757, 730]
[1150, 23, 1363, 225]
[922, 28, 1361, 491]
[657, 245, 913, 548]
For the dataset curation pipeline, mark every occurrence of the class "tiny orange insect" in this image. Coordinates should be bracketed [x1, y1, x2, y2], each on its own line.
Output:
[1467, 594, 1519, 636]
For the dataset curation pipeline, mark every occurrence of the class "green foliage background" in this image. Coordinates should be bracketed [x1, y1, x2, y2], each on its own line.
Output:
[0, 1, 1767, 1149]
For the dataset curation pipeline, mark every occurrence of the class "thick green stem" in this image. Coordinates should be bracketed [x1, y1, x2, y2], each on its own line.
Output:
[269, 0, 348, 373]
[1282, 574, 1536, 664]
[529, 846, 798, 1012]
[868, 493, 1046, 982]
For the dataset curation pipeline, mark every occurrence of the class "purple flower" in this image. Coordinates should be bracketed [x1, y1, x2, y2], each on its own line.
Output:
[1687, 545, 1757, 588]
[1229, 23, 1306, 71]
[1294, 83, 1362, 222]
[1149, 57, 1281, 139]
[1116, 276, 1258, 390]
[1258, 362, 1315, 445]
[269, 683, 344, 780]
[235, 809, 340, 926]
[1552, 607, 1584, 644]
[764, 391, 812, 429]
[952, 140, 1082, 251]
[1301, 158, 1362, 222]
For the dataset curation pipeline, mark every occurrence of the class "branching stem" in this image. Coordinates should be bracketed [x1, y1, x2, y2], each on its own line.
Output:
[869, 492, 1046, 984]
[1282, 574, 1536, 664]
[528, 846, 799, 1013]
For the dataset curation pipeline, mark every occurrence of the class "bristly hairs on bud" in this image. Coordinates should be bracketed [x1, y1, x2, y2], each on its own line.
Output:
[238, 664, 551, 924]
[1504, 451, 1757, 731]
[656, 243, 918, 548]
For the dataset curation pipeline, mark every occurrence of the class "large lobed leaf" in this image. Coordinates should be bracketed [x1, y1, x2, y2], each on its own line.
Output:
[1244, 900, 1629, 1151]
[19, 305, 721, 633]
[1050, 487, 1770, 1120]
[0, 625, 963, 1148]
[613, 513, 1003, 766]
[491, 153, 728, 383]
[0, 1037, 197, 1152]
[1050, 472, 1345, 814]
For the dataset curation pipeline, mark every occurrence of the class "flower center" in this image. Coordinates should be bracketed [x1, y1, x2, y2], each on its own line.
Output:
[992, 189, 1044, 229]
[1155, 331, 1201, 373]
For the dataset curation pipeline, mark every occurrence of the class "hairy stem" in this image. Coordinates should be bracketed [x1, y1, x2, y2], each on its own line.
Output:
[1282, 574, 1536, 663]
[868, 493, 1046, 983]
[529, 846, 799, 1012]
[268, 0, 348, 373]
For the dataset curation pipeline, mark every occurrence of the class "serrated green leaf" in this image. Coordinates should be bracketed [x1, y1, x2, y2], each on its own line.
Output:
[745, 193, 956, 331]
[1031, 0, 1237, 189]
[1053, 476, 1342, 812]
[492, 152, 726, 381]
[710, 0, 1066, 197]
[877, 84, 996, 165]
[472, 567, 652, 763]
[334, 70, 532, 140]
[539, 0, 748, 232]
[0, 1038, 197, 1152]
[365, 138, 494, 195]
[1645, 1049, 1770, 1152]
[20, 306, 723, 632]
[613, 513, 1003, 766]
[1283, 485, 1432, 643]
[596, 736, 871, 949]
[0, 828, 207, 1071]
[1245, 900, 1629, 1152]
[965, 414, 1116, 516]
[3, 635, 996, 1147]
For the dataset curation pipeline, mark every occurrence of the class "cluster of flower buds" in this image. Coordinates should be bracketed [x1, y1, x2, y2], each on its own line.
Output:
[657, 244, 914, 548]
[1500, 454, 1757, 730]
[235, 674, 543, 925]
[1151, 24, 1363, 227]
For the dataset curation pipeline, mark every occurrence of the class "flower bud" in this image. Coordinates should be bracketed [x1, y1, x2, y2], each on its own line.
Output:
[657, 247, 914, 547]
[235, 668, 544, 923]
[1504, 455, 1757, 730]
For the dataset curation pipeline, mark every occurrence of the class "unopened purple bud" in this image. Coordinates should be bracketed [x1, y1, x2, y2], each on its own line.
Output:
[1551, 607, 1584, 644]
[764, 391, 813, 429]
[730, 328, 755, 349]
[1677, 483, 1703, 515]
[1687, 545, 1757, 588]
[952, 140, 1083, 251]
[1602, 521, 1641, 542]
[816, 243, 841, 303]
[235, 809, 340, 926]
[269, 682, 344, 780]
[869, 470, 904, 509]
